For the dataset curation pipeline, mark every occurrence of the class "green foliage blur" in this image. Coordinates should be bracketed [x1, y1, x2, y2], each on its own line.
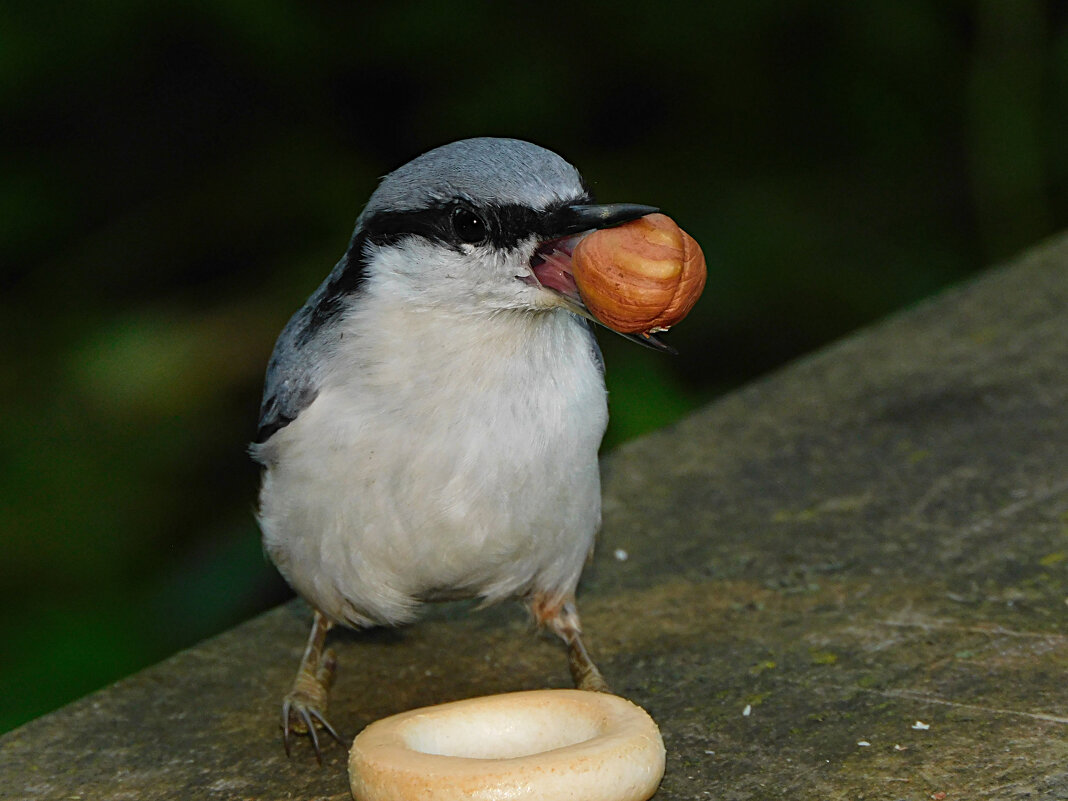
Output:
[2, 1, 1066, 733]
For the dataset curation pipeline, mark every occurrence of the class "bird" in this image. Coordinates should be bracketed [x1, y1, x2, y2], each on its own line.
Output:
[250, 137, 667, 761]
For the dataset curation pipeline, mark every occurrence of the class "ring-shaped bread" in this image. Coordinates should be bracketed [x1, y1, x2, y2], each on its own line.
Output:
[349, 689, 665, 801]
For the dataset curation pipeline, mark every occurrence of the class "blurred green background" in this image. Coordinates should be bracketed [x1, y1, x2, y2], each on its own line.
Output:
[2, 1, 1066, 733]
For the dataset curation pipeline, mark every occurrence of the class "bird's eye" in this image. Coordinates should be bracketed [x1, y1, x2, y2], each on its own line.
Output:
[451, 207, 488, 244]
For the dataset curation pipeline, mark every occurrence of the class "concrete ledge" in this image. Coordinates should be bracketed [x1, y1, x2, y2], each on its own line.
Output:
[3, 234, 1067, 799]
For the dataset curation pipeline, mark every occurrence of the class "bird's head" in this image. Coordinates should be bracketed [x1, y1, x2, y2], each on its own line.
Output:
[347, 138, 665, 348]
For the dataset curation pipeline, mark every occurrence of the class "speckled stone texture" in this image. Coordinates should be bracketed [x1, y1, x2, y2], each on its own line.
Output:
[3, 234, 1067, 800]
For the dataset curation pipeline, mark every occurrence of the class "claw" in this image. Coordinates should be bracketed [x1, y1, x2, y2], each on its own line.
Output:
[281, 694, 344, 763]
[309, 707, 345, 748]
[281, 698, 293, 757]
[300, 707, 322, 764]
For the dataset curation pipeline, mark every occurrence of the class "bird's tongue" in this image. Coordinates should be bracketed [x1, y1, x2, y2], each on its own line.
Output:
[530, 235, 584, 301]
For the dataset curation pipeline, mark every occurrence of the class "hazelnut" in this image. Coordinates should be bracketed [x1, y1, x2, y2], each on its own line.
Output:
[571, 213, 706, 334]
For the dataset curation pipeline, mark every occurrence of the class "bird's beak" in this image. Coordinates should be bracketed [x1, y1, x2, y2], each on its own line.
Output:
[525, 202, 676, 353]
[551, 203, 660, 236]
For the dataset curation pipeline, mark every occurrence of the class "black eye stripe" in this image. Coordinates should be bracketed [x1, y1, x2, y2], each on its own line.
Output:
[362, 206, 455, 247]
[362, 195, 593, 250]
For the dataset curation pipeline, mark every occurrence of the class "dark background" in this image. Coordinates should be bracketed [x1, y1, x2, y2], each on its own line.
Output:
[3, 1, 1066, 733]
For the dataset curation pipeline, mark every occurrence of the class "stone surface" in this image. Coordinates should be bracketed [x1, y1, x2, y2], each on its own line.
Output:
[2, 234, 1067, 800]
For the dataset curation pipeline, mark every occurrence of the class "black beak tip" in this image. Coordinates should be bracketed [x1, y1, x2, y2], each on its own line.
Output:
[620, 330, 678, 354]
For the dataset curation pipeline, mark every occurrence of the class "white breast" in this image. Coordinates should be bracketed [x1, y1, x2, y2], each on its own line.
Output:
[256, 290, 608, 628]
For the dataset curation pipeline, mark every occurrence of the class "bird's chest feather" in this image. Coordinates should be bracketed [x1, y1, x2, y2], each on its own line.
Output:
[265, 302, 608, 616]
[339, 304, 606, 526]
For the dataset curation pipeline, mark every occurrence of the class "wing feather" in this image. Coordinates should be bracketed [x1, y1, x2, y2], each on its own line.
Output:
[253, 243, 367, 446]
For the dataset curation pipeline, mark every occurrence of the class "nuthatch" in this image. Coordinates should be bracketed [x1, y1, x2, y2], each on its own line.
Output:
[251, 137, 665, 760]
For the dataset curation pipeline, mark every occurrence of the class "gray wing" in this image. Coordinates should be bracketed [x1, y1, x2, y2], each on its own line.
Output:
[253, 303, 325, 445]
[253, 246, 366, 446]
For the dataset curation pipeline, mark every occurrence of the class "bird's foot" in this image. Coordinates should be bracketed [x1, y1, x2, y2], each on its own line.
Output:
[281, 612, 345, 763]
[529, 593, 612, 694]
[568, 636, 611, 693]
[282, 648, 344, 762]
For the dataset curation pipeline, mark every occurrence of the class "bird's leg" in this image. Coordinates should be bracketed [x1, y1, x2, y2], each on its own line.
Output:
[281, 609, 344, 763]
[529, 594, 610, 693]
